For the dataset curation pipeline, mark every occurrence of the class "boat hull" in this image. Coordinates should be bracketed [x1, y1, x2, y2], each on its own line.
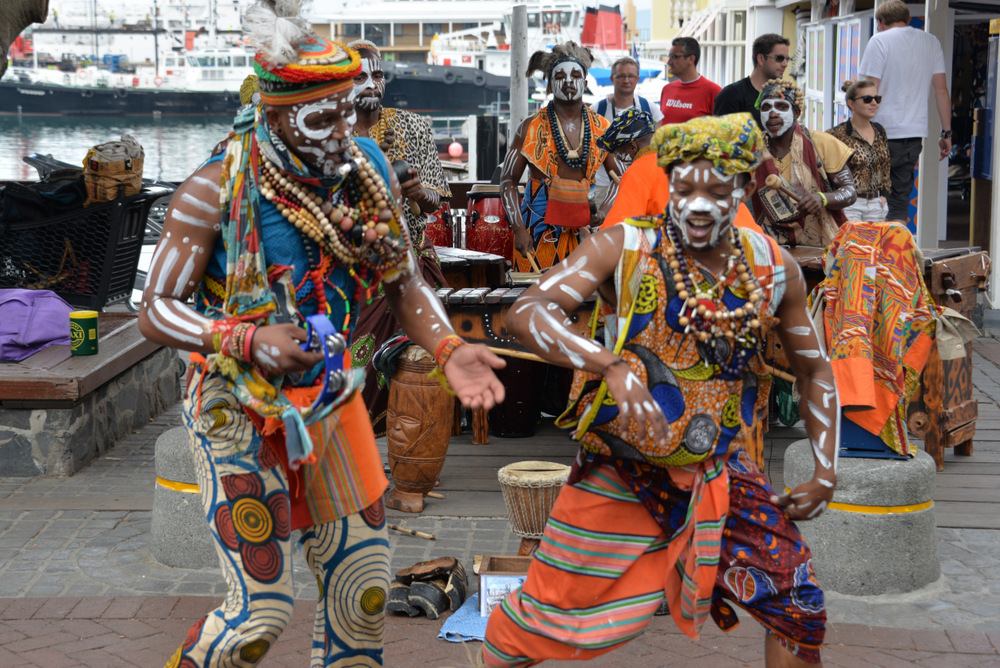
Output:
[0, 81, 242, 116]
[382, 63, 510, 115]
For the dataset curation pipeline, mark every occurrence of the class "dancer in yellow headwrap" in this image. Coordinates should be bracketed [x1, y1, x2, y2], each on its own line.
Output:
[482, 113, 839, 667]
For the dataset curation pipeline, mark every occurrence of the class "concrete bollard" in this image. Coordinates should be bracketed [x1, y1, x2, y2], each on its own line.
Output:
[783, 439, 940, 596]
[151, 425, 218, 569]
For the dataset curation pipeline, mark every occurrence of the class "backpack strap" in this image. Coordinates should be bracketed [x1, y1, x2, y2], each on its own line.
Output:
[597, 97, 609, 119]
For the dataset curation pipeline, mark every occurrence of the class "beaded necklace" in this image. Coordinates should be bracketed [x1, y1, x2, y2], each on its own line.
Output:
[547, 104, 591, 169]
[258, 140, 406, 305]
[660, 219, 764, 375]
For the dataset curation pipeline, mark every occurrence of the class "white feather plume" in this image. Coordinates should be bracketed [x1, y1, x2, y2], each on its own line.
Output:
[244, 1, 312, 68]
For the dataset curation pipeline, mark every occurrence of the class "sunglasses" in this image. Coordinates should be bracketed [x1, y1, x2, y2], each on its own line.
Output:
[764, 54, 789, 63]
[666, 53, 691, 60]
[760, 100, 792, 113]
[851, 95, 882, 104]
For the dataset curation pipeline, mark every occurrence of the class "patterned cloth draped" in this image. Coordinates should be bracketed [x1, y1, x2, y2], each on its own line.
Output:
[482, 451, 825, 666]
[514, 105, 610, 271]
[753, 126, 850, 248]
[813, 220, 936, 456]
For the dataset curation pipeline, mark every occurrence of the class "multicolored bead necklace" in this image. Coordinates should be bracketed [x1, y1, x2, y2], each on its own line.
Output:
[661, 221, 764, 375]
[258, 141, 406, 282]
[547, 103, 591, 169]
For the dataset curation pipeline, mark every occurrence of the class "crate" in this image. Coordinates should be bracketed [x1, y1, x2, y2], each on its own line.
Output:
[479, 554, 531, 617]
[0, 186, 172, 310]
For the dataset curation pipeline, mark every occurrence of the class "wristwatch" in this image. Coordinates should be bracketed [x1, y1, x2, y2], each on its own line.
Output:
[940, 129, 952, 139]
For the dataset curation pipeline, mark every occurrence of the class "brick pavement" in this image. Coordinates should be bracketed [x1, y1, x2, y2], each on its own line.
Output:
[2, 337, 1000, 666]
[0, 596, 997, 667]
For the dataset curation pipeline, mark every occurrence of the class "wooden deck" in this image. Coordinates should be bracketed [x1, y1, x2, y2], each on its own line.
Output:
[0, 312, 160, 407]
[382, 340, 1000, 531]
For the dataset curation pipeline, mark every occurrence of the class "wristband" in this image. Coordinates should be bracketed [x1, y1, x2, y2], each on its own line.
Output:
[600, 358, 627, 377]
[435, 335, 466, 368]
[243, 325, 257, 363]
[212, 321, 255, 363]
[818, 192, 828, 207]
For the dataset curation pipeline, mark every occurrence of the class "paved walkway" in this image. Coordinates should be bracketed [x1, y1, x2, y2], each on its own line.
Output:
[2, 338, 1000, 665]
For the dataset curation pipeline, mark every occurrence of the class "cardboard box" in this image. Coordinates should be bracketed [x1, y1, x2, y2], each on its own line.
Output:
[479, 555, 532, 617]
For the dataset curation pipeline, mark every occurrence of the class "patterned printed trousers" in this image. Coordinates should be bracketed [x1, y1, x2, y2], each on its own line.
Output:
[482, 452, 826, 666]
[166, 374, 389, 668]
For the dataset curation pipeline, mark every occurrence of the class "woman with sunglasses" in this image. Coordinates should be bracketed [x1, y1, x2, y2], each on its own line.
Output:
[751, 80, 857, 248]
[828, 79, 891, 222]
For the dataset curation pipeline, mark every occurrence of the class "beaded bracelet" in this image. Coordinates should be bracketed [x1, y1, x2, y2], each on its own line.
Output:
[212, 322, 256, 363]
[435, 335, 466, 369]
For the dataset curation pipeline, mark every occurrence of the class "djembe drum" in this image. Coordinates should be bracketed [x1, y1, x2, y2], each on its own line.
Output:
[385, 346, 454, 513]
[498, 461, 571, 556]
[466, 185, 514, 264]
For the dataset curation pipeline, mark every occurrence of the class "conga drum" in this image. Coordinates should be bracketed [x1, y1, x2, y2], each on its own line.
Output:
[424, 199, 454, 248]
[498, 461, 571, 556]
[466, 184, 514, 264]
[385, 346, 455, 513]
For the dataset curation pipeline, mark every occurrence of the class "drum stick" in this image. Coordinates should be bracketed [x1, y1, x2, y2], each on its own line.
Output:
[388, 523, 437, 540]
[426, 491, 444, 499]
[609, 171, 621, 185]
[764, 174, 802, 202]
[526, 252, 542, 275]
[487, 346, 545, 363]
[760, 362, 796, 384]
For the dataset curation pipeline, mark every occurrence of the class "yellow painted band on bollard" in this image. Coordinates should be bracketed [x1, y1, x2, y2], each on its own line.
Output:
[157, 476, 200, 494]
[784, 489, 933, 514]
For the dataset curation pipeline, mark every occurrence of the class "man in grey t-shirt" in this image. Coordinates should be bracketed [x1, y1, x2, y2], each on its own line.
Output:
[859, 0, 952, 222]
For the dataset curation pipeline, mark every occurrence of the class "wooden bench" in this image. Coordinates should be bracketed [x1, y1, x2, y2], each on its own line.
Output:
[0, 312, 181, 476]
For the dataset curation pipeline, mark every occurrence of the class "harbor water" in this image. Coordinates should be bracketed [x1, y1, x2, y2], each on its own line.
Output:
[0, 114, 473, 183]
[0, 115, 239, 182]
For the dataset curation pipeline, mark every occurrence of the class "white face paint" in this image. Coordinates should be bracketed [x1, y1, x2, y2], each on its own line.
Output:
[669, 162, 742, 250]
[551, 61, 585, 101]
[761, 100, 795, 138]
[353, 56, 385, 110]
[274, 90, 356, 176]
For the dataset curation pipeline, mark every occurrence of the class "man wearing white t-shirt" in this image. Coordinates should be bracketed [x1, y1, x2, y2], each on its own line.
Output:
[590, 57, 664, 204]
[859, 0, 952, 222]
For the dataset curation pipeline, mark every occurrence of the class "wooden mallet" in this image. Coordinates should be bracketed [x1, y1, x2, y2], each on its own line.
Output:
[765, 174, 802, 202]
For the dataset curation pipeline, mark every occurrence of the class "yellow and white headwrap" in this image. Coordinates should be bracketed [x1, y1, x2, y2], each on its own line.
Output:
[651, 113, 762, 176]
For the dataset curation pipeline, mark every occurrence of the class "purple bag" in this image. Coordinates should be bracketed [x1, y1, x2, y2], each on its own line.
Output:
[0, 289, 74, 362]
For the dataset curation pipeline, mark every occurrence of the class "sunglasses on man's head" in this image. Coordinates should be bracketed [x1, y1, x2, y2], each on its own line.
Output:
[851, 95, 882, 104]
[760, 100, 792, 113]
[764, 54, 789, 63]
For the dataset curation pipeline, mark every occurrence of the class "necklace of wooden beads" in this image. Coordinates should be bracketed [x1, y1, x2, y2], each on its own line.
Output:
[547, 104, 590, 168]
[258, 142, 404, 275]
[662, 222, 764, 374]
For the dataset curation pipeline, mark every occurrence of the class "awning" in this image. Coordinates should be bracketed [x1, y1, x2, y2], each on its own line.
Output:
[676, 5, 724, 40]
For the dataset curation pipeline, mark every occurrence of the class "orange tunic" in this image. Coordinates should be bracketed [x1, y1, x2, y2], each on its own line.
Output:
[515, 105, 611, 271]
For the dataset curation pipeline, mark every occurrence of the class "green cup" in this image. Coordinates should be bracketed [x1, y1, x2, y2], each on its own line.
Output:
[70, 310, 99, 355]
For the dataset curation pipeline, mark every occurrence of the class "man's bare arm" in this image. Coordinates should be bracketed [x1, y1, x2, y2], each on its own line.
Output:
[932, 72, 952, 160]
[771, 249, 839, 520]
[508, 226, 670, 445]
[138, 161, 324, 375]
[501, 118, 533, 257]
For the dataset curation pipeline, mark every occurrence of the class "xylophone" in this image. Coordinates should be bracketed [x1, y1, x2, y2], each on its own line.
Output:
[437, 282, 596, 444]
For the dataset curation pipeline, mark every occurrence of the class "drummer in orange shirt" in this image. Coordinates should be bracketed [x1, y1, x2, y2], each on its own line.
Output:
[598, 111, 762, 233]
